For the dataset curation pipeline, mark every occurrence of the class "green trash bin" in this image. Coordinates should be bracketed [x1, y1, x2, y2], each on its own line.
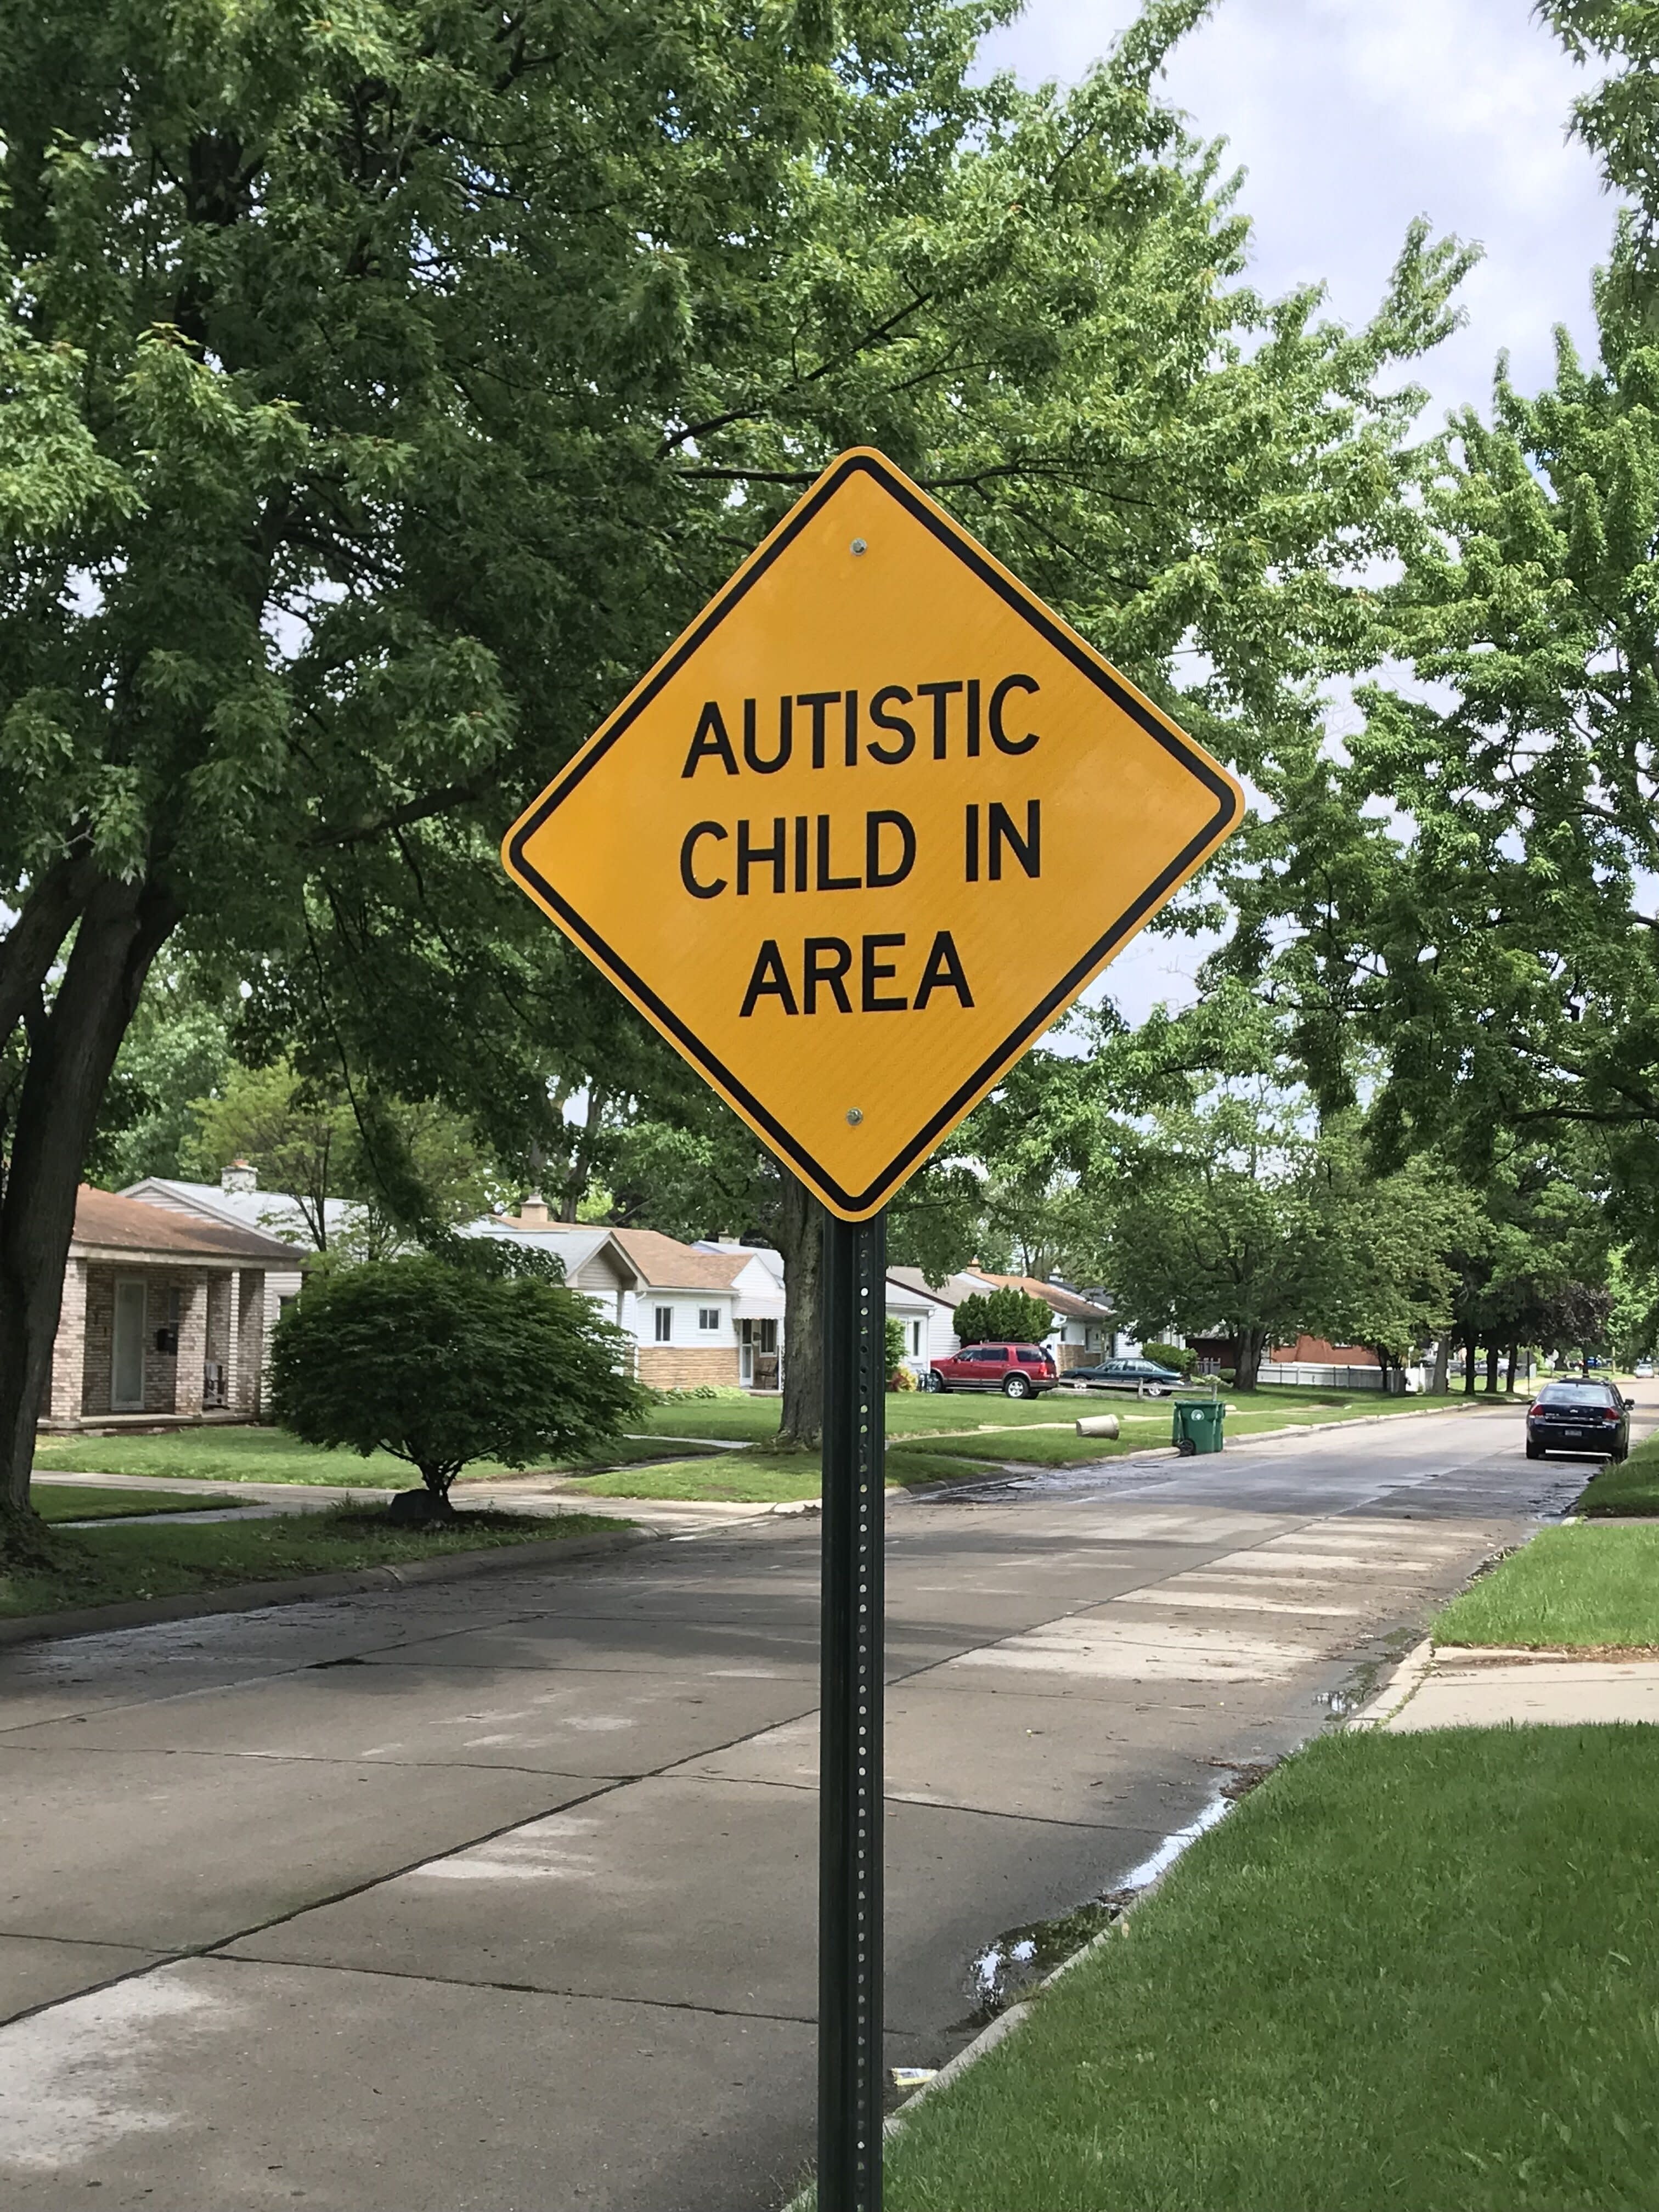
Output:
[1172, 1399, 1225, 1455]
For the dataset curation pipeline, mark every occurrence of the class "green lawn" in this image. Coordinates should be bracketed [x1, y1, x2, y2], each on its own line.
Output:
[27, 1387, 1477, 1506]
[882, 1728, 1659, 2212]
[1435, 1521, 1659, 1649]
[1, 1504, 621, 1620]
[1576, 1426, 1659, 1516]
[29, 1425, 686, 1489]
[637, 1383, 1449, 1449]
[574, 1453, 822, 1503]
[31, 1483, 241, 1523]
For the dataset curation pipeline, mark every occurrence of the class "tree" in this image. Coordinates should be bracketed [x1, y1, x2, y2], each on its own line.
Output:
[1214, 8, 1659, 1250]
[269, 1256, 640, 1511]
[189, 1059, 503, 1254]
[189, 1062, 355, 1250]
[1100, 1093, 1329, 1389]
[953, 1286, 1054, 1346]
[84, 964, 232, 1187]
[1094, 1085, 1469, 1390]
[0, 0, 1470, 1538]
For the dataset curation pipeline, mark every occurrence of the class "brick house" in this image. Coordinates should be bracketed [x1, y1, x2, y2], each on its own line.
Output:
[41, 1187, 300, 1429]
[121, 1161, 359, 1352]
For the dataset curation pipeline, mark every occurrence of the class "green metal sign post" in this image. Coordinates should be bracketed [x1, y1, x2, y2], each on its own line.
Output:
[818, 1208, 887, 2211]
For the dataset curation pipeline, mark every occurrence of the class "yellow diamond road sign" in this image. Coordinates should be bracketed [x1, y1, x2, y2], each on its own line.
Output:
[503, 449, 1244, 1220]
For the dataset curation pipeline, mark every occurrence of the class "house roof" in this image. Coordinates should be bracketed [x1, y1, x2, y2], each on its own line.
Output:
[121, 1176, 353, 1249]
[969, 1271, 1114, 1322]
[884, 1266, 986, 1309]
[610, 1228, 752, 1291]
[74, 1186, 300, 1265]
[460, 1217, 751, 1294]
[456, 1220, 616, 1273]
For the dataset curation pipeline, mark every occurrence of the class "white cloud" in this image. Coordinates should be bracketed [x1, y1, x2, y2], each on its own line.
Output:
[982, 0, 1618, 1020]
[981, 0, 1616, 423]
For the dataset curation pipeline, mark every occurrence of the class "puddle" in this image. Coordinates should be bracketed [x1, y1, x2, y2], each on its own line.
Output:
[1316, 1627, 1421, 1720]
[960, 1780, 1254, 2025]
[964, 1899, 1125, 2023]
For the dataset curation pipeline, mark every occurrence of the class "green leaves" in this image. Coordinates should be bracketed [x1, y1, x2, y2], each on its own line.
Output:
[269, 1255, 644, 1491]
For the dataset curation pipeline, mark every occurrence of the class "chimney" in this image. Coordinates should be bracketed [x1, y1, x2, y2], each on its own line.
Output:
[516, 1190, 550, 1229]
[222, 1159, 257, 1194]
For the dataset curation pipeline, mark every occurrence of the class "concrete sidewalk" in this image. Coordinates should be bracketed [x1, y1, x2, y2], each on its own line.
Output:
[0, 1404, 1579, 2209]
[1358, 1639, 1659, 1730]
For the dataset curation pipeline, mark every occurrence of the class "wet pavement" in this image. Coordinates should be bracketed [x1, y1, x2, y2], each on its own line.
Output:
[0, 1395, 1631, 2210]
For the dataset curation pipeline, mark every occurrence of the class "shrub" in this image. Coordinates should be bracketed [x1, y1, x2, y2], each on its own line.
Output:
[954, 1286, 1054, 1347]
[1143, 1340, 1197, 1376]
[270, 1256, 645, 1511]
[1219, 1366, 1237, 1385]
[885, 1314, 908, 1380]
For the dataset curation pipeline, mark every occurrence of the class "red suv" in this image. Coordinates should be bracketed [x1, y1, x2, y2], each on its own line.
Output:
[926, 1342, 1058, 1400]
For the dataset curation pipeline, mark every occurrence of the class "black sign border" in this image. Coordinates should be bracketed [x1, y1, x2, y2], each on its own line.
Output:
[505, 450, 1241, 1217]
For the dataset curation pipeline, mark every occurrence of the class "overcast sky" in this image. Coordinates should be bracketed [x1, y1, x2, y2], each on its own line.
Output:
[992, 0, 1620, 1024]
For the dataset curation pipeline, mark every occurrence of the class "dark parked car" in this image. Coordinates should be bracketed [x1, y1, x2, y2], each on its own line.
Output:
[1063, 1355, 1186, 1397]
[1525, 1378, 1634, 1462]
[926, 1342, 1058, 1399]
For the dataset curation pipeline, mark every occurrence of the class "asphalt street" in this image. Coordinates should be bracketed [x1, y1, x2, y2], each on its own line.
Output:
[0, 1397, 1614, 2209]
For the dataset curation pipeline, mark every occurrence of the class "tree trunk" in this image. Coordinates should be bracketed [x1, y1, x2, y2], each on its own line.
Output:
[1431, 1335, 1451, 1396]
[1234, 1325, 1266, 1390]
[1484, 1342, 1500, 1394]
[1505, 1342, 1519, 1395]
[0, 874, 179, 1534]
[776, 1169, 824, 1448]
[1463, 1335, 1477, 1395]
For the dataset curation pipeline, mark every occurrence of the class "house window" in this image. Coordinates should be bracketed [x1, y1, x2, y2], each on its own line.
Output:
[759, 1319, 777, 1353]
[698, 1307, 720, 1333]
[654, 1306, 673, 1342]
[910, 1320, 922, 1356]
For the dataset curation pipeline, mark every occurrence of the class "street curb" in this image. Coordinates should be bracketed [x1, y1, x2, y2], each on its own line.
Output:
[778, 1793, 1243, 2209]
[1346, 1637, 1435, 1730]
[0, 1526, 654, 1651]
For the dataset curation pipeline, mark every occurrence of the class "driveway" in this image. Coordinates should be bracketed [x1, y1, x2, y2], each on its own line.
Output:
[0, 1397, 1607, 2209]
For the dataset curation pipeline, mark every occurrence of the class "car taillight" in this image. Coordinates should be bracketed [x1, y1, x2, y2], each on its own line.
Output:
[1603, 1409, 1621, 1423]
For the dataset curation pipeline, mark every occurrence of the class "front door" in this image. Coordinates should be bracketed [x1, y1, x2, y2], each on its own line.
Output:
[112, 1278, 146, 1412]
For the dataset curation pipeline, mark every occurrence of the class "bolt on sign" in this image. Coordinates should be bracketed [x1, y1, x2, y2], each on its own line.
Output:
[502, 449, 1244, 1217]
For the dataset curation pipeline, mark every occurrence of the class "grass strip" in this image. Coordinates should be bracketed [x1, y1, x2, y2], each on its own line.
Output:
[1576, 1426, 1659, 1516]
[572, 1453, 821, 1502]
[1435, 1521, 1659, 1649]
[29, 1387, 1484, 1500]
[0, 1504, 620, 1620]
[633, 1384, 1448, 1448]
[883, 1728, 1659, 2212]
[30, 1483, 239, 1523]
[30, 1426, 680, 1488]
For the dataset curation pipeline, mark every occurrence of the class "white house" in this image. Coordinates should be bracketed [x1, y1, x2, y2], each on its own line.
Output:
[460, 1209, 785, 1390]
[884, 1265, 1115, 1371]
[695, 1240, 950, 1383]
[471, 1207, 957, 1389]
[966, 1271, 1116, 1371]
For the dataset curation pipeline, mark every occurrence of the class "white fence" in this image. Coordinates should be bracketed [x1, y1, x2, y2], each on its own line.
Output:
[1257, 1362, 1413, 1392]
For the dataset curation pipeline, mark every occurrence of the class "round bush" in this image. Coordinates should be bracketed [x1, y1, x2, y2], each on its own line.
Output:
[270, 1256, 644, 1505]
